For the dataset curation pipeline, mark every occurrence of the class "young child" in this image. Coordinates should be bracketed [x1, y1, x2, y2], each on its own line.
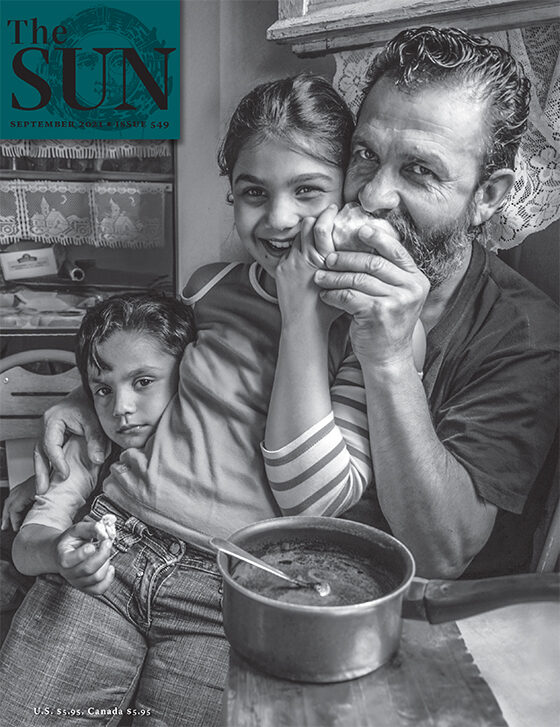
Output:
[10, 292, 195, 590]
[0, 74, 372, 727]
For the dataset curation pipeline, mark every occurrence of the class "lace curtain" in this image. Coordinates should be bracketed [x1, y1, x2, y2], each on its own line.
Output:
[0, 139, 172, 158]
[333, 24, 560, 250]
[0, 180, 171, 248]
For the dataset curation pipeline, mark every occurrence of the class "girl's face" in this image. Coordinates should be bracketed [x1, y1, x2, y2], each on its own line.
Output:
[87, 330, 179, 450]
[231, 137, 344, 295]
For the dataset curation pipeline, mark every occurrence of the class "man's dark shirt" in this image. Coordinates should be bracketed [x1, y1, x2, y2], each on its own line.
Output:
[345, 241, 559, 578]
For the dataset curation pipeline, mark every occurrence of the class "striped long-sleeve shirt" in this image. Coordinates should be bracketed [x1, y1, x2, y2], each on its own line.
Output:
[262, 351, 371, 517]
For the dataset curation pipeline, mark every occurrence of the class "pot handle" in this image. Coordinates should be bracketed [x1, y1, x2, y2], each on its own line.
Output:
[403, 573, 560, 624]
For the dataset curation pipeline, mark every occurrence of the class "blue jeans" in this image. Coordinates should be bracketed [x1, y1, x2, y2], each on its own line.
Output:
[0, 496, 229, 726]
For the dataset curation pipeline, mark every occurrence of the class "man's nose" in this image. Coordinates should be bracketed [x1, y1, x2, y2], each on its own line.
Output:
[358, 170, 400, 216]
[113, 389, 136, 418]
[266, 196, 299, 231]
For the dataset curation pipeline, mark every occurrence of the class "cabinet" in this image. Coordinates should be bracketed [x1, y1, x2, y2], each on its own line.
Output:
[0, 141, 176, 356]
[268, 0, 559, 55]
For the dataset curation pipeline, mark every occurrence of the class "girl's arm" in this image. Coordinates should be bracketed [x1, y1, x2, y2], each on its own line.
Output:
[265, 217, 337, 446]
[35, 385, 109, 494]
[264, 351, 371, 517]
[1, 475, 36, 531]
[264, 213, 372, 517]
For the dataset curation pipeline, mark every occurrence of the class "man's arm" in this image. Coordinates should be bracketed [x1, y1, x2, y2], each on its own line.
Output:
[314, 225, 496, 578]
[360, 355, 496, 578]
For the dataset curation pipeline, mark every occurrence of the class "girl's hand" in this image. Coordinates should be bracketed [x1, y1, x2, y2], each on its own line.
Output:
[55, 520, 115, 595]
[34, 386, 109, 495]
[1, 475, 36, 531]
[275, 209, 343, 333]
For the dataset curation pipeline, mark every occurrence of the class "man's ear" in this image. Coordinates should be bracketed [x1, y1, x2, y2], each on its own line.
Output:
[472, 168, 516, 226]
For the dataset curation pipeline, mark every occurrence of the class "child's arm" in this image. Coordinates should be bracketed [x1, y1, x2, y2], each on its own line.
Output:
[265, 210, 372, 517]
[264, 349, 372, 517]
[12, 520, 114, 595]
[266, 213, 343, 446]
[12, 436, 102, 576]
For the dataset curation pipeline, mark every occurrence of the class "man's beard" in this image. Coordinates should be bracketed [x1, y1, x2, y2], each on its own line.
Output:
[377, 203, 477, 288]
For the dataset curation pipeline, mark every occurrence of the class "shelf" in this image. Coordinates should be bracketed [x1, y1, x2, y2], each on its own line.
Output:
[268, 0, 559, 56]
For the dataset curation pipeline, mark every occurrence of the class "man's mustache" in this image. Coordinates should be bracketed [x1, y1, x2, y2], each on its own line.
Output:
[367, 209, 421, 244]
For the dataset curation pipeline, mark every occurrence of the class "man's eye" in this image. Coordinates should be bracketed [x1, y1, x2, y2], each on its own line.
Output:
[408, 163, 436, 179]
[355, 148, 377, 162]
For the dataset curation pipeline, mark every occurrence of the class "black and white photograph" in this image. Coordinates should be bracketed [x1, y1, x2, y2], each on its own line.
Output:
[0, 1, 558, 725]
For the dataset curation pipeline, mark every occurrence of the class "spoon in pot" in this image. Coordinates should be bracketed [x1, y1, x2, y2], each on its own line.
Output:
[210, 537, 331, 597]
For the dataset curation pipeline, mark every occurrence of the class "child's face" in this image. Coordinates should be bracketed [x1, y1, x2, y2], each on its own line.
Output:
[231, 137, 343, 294]
[87, 330, 179, 450]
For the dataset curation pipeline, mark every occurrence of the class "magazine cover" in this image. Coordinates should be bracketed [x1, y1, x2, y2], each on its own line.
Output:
[0, 1, 558, 725]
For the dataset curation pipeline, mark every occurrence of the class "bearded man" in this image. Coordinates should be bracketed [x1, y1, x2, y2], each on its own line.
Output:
[311, 26, 559, 578]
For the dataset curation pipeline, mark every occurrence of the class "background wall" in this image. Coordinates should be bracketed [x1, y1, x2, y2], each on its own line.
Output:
[176, 0, 334, 286]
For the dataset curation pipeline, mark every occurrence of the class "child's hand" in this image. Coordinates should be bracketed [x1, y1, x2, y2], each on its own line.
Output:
[1, 476, 36, 532]
[276, 212, 343, 332]
[55, 520, 115, 595]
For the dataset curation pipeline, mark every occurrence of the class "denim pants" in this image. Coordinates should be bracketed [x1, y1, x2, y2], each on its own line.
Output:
[0, 495, 229, 726]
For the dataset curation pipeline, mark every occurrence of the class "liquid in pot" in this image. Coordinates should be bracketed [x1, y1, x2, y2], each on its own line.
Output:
[232, 540, 399, 606]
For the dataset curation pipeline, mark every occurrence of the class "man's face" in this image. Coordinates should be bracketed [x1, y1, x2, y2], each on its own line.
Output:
[344, 78, 488, 285]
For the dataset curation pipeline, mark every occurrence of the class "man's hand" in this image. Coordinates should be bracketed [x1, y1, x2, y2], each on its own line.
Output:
[55, 520, 115, 595]
[34, 386, 108, 495]
[1, 476, 36, 531]
[313, 220, 429, 367]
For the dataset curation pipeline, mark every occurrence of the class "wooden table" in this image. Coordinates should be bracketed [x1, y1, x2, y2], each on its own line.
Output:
[222, 602, 560, 727]
[458, 602, 560, 727]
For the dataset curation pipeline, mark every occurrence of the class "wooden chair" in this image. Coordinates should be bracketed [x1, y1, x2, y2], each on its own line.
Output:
[0, 349, 81, 487]
[534, 461, 560, 573]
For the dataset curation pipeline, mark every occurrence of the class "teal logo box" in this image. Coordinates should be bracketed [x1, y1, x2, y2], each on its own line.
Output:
[0, 0, 180, 139]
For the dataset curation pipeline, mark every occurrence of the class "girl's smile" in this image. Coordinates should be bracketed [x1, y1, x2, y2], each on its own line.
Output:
[232, 138, 343, 296]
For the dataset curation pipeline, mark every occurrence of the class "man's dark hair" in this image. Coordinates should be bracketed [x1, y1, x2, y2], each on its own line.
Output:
[362, 26, 531, 178]
[75, 292, 195, 398]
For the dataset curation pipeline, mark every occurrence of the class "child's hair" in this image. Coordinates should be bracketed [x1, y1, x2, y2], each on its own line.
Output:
[218, 73, 355, 182]
[75, 292, 195, 398]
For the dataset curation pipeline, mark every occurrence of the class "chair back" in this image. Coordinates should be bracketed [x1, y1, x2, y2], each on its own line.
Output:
[534, 461, 560, 573]
[0, 350, 81, 442]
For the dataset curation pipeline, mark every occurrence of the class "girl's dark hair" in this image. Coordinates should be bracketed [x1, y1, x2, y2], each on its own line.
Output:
[362, 26, 531, 179]
[75, 292, 195, 397]
[218, 73, 355, 182]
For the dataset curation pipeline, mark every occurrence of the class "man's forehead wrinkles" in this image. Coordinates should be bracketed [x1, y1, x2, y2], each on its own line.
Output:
[356, 114, 466, 143]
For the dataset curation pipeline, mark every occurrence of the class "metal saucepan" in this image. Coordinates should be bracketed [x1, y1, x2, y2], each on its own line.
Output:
[215, 516, 559, 683]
